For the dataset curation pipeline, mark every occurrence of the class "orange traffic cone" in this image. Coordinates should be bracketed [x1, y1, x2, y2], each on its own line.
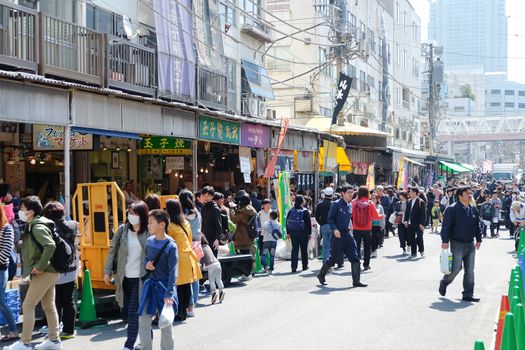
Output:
[496, 295, 511, 350]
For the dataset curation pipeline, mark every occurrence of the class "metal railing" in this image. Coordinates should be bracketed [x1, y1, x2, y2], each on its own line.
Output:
[107, 36, 155, 96]
[0, 0, 37, 71]
[39, 12, 105, 86]
[197, 66, 227, 110]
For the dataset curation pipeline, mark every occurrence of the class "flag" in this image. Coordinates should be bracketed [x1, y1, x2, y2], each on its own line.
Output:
[397, 157, 406, 189]
[332, 73, 352, 125]
[264, 118, 289, 178]
[366, 163, 376, 189]
[277, 172, 290, 238]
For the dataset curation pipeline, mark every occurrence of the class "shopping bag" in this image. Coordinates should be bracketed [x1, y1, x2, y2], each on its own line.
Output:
[192, 241, 204, 260]
[440, 249, 453, 275]
[158, 303, 175, 329]
[388, 212, 397, 225]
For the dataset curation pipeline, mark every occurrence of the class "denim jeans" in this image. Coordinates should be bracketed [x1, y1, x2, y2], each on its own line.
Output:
[320, 224, 332, 263]
[262, 241, 277, 270]
[0, 269, 16, 333]
[189, 280, 199, 307]
[441, 240, 476, 298]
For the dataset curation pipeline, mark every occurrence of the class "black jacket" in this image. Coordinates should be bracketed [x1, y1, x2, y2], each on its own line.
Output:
[201, 201, 223, 245]
[315, 198, 332, 226]
[404, 197, 426, 228]
[441, 202, 482, 244]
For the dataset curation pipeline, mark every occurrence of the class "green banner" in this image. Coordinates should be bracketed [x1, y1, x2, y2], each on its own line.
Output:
[278, 171, 290, 238]
[199, 115, 240, 144]
[138, 136, 191, 155]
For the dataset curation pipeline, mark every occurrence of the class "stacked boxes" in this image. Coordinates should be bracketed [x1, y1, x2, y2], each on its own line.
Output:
[0, 289, 19, 325]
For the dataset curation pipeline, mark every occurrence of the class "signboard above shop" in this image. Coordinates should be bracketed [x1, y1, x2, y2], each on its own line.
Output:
[33, 124, 93, 151]
[138, 136, 191, 155]
[241, 123, 270, 148]
[199, 115, 240, 144]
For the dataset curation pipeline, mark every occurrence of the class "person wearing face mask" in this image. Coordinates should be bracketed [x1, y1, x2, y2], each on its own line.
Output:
[104, 201, 149, 350]
[5, 196, 60, 350]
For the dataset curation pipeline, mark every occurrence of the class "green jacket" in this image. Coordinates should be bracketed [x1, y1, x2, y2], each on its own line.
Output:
[21, 216, 57, 276]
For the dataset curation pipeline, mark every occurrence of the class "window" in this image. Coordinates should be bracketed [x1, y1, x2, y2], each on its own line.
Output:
[403, 49, 407, 70]
[267, 46, 291, 70]
[86, 4, 125, 37]
[319, 47, 328, 75]
[505, 102, 515, 108]
[220, 2, 236, 26]
[226, 58, 237, 112]
[369, 30, 376, 54]
[360, 70, 366, 91]
[395, 87, 401, 105]
[402, 87, 410, 103]
[519, 91, 525, 97]
[347, 65, 357, 89]
[505, 90, 515, 96]
[396, 44, 400, 65]
[412, 22, 418, 42]
[408, 133, 413, 143]
[519, 103, 525, 109]
[266, 0, 290, 11]
[40, 0, 76, 23]
[349, 14, 357, 28]
[240, 0, 262, 25]
[412, 57, 418, 77]
[490, 102, 501, 107]
[403, 11, 407, 30]
[379, 81, 383, 101]
[491, 89, 501, 95]
[387, 44, 391, 63]
[396, 3, 401, 24]
[402, 131, 407, 140]
[367, 75, 375, 90]
[395, 128, 400, 139]
[319, 106, 332, 117]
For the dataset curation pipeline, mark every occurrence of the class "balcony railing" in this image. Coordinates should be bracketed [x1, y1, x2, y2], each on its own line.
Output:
[241, 14, 273, 43]
[107, 37, 155, 96]
[0, 0, 37, 72]
[39, 13, 105, 86]
[197, 66, 227, 110]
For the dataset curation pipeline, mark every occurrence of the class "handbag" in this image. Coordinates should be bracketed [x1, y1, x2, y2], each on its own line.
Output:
[111, 226, 124, 273]
[192, 241, 204, 260]
[388, 212, 397, 225]
[440, 249, 453, 275]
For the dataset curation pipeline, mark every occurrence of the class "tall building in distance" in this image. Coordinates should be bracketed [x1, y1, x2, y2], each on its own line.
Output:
[428, 0, 507, 73]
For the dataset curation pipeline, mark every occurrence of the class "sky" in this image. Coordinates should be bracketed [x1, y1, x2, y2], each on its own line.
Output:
[410, 0, 525, 83]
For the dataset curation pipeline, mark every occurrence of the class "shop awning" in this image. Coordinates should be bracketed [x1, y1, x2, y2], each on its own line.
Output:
[439, 160, 471, 174]
[460, 163, 475, 171]
[319, 146, 352, 172]
[72, 127, 141, 140]
[241, 59, 274, 99]
[304, 117, 390, 137]
[403, 157, 424, 167]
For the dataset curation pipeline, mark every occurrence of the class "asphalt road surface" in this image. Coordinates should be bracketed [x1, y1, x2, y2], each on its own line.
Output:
[31, 229, 516, 350]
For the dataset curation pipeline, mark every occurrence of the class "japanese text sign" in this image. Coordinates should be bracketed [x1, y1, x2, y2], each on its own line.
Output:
[199, 116, 240, 144]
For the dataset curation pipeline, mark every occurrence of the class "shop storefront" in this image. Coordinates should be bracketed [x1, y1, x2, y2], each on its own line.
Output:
[240, 123, 270, 190]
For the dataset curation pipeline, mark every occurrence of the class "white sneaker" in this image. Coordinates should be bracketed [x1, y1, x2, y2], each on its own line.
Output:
[34, 339, 61, 350]
[3, 341, 32, 350]
[186, 310, 195, 317]
[37, 326, 48, 335]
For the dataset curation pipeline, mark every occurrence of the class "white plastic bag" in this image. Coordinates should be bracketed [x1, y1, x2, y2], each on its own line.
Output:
[388, 212, 397, 225]
[158, 303, 175, 329]
[440, 249, 453, 275]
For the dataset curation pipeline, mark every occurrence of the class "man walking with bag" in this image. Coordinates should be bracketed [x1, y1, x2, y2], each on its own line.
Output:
[439, 186, 482, 302]
[404, 187, 427, 258]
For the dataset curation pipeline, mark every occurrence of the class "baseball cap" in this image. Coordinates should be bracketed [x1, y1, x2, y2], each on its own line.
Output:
[324, 187, 334, 196]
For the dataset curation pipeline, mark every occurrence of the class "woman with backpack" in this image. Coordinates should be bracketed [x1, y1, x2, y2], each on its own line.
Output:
[480, 194, 496, 238]
[166, 199, 202, 321]
[179, 191, 202, 317]
[104, 201, 149, 350]
[286, 195, 312, 273]
[0, 204, 17, 343]
[231, 195, 257, 255]
[42, 202, 79, 340]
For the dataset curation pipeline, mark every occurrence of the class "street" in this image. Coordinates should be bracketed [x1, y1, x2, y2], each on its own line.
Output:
[57, 229, 515, 350]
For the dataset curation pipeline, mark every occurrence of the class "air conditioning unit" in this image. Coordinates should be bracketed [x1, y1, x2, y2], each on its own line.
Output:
[258, 101, 267, 117]
[304, 37, 312, 45]
[128, 63, 149, 85]
[267, 109, 276, 120]
[242, 97, 259, 116]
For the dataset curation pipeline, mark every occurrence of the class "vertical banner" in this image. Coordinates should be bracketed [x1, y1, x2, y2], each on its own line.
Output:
[154, 0, 196, 99]
[278, 171, 290, 238]
[264, 118, 289, 178]
[366, 163, 376, 189]
[397, 157, 408, 189]
[332, 73, 353, 125]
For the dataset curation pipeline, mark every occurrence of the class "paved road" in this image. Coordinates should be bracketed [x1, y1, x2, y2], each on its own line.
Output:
[36, 229, 516, 350]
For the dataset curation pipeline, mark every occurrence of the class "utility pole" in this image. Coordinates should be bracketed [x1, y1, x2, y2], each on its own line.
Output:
[421, 43, 443, 155]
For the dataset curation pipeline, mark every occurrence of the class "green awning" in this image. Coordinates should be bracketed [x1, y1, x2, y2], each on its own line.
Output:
[439, 160, 471, 174]
[460, 163, 475, 171]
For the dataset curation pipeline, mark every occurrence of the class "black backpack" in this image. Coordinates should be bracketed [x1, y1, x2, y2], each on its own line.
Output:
[247, 215, 261, 240]
[481, 203, 494, 220]
[29, 221, 75, 273]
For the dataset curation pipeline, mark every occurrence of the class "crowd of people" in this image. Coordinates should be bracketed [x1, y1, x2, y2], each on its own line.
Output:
[0, 175, 522, 349]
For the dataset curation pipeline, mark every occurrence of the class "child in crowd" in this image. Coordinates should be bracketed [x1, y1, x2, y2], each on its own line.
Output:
[431, 200, 442, 234]
[201, 234, 225, 304]
[261, 211, 281, 274]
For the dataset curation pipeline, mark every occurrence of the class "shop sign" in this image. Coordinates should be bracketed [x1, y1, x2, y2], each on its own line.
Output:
[239, 146, 252, 174]
[138, 136, 191, 155]
[241, 123, 270, 148]
[166, 157, 185, 171]
[353, 162, 369, 175]
[199, 116, 240, 144]
[33, 124, 93, 151]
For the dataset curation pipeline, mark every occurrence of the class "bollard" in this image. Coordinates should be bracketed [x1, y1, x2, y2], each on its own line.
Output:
[501, 312, 518, 350]
[514, 304, 525, 350]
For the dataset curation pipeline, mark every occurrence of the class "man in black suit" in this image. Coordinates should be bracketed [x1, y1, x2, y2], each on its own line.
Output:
[404, 187, 427, 258]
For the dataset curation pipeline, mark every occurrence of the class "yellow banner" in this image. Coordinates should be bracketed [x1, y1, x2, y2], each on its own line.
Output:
[319, 140, 337, 171]
[366, 162, 375, 189]
[397, 157, 405, 188]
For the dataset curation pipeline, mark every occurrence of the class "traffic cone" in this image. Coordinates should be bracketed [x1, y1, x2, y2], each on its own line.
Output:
[229, 241, 236, 255]
[501, 313, 518, 350]
[496, 295, 511, 350]
[511, 286, 522, 305]
[511, 296, 521, 314]
[253, 240, 263, 274]
[77, 269, 108, 329]
[474, 340, 485, 350]
[514, 304, 525, 350]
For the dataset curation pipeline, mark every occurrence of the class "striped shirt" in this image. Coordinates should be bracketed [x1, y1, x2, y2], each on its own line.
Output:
[0, 224, 14, 267]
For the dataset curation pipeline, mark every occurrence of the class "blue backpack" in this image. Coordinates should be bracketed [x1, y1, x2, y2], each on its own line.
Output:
[287, 208, 305, 231]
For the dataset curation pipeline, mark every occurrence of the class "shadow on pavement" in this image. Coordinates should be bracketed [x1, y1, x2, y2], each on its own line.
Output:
[78, 322, 126, 342]
[429, 297, 474, 312]
[309, 286, 354, 295]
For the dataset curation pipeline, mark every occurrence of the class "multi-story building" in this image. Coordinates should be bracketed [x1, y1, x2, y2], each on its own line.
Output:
[428, 0, 507, 73]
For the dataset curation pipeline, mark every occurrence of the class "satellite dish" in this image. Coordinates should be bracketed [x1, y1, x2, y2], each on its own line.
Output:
[123, 15, 133, 38]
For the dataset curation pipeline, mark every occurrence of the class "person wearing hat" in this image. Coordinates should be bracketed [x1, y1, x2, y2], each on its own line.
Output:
[510, 200, 525, 246]
[315, 188, 335, 263]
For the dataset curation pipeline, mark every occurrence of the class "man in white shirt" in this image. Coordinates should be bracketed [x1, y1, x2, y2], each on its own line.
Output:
[257, 199, 272, 257]
[123, 181, 139, 207]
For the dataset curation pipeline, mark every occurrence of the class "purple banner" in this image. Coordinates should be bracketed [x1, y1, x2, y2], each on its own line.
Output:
[241, 123, 270, 148]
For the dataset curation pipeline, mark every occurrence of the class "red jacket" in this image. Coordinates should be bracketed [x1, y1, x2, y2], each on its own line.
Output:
[352, 197, 383, 231]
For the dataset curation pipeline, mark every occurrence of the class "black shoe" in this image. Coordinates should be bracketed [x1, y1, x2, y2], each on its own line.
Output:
[291, 269, 297, 273]
[335, 264, 344, 269]
[462, 296, 480, 302]
[317, 273, 326, 285]
[302, 266, 309, 271]
[439, 281, 447, 296]
[353, 282, 368, 287]
[317, 263, 330, 285]
[363, 266, 371, 271]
